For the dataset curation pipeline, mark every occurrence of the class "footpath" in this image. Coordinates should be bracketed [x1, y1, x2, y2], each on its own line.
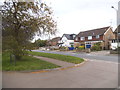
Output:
[33, 56, 83, 68]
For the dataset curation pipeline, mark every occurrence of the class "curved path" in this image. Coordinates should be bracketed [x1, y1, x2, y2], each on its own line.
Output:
[33, 56, 75, 68]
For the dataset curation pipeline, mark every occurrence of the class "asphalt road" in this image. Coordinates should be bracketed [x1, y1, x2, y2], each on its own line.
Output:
[32, 50, 118, 62]
[3, 60, 118, 88]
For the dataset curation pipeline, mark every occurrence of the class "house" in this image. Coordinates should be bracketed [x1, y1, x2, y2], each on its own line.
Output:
[59, 34, 76, 47]
[74, 26, 115, 50]
[110, 25, 120, 49]
[113, 25, 120, 39]
[110, 1, 120, 50]
[49, 37, 61, 46]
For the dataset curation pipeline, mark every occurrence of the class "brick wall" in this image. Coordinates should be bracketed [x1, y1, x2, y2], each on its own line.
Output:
[103, 28, 115, 49]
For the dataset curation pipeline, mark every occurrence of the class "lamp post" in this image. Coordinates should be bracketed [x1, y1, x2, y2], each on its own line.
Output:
[111, 6, 119, 50]
[112, 6, 120, 89]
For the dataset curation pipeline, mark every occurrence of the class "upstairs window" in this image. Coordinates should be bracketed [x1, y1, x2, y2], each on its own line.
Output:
[96, 35, 100, 39]
[81, 37, 85, 40]
[75, 37, 78, 41]
[73, 35, 76, 39]
[88, 36, 92, 40]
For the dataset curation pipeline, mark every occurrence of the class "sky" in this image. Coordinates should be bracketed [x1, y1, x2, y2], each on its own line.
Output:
[41, 0, 120, 40]
[0, 0, 120, 41]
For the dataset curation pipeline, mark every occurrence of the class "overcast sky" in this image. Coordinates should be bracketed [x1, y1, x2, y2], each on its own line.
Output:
[0, 0, 120, 41]
[41, 0, 119, 40]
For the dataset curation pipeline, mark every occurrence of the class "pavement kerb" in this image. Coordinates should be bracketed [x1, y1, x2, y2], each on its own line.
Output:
[30, 58, 88, 74]
[3, 57, 87, 74]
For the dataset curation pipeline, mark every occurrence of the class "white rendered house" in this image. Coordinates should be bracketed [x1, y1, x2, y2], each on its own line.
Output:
[59, 34, 76, 47]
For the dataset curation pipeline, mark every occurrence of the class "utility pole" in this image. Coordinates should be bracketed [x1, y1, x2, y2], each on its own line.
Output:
[111, 6, 119, 50]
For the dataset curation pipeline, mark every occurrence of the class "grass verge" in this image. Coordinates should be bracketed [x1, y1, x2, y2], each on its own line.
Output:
[2, 52, 60, 71]
[29, 51, 84, 64]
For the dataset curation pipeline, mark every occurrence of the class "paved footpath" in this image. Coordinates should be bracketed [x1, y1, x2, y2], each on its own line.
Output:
[33, 56, 75, 68]
[3, 59, 118, 88]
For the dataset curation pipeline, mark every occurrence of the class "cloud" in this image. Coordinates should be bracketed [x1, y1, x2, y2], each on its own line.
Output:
[44, 0, 119, 37]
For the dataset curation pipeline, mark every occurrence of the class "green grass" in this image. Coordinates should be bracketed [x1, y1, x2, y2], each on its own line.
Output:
[2, 52, 60, 71]
[29, 51, 84, 64]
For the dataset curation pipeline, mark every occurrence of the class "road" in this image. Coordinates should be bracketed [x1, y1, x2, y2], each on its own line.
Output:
[32, 50, 118, 62]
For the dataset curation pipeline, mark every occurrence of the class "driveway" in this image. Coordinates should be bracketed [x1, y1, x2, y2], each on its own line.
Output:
[32, 50, 118, 62]
[3, 59, 118, 88]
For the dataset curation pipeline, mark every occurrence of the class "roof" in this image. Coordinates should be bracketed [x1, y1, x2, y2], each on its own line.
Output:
[114, 25, 120, 33]
[51, 37, 61, 42]
[63, 34, 76, 40]
[77, 26, 110, 37]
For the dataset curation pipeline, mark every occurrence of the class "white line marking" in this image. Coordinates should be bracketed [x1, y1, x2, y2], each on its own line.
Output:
[84, 58, 118, 64]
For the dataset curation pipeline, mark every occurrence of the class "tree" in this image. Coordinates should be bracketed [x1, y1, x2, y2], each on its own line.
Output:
[1, 0, 57, 60]
[34, 39, 47, 48]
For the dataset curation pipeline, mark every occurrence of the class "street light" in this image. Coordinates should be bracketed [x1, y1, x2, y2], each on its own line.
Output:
[111, 6, 119, 49]
[111, 6, 118, 11]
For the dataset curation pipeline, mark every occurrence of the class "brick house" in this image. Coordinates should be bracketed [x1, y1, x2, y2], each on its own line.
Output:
[49, 37, 61, 46]
[114, 25, 120, 39]
[110, 25, 120, 49]
[74, 26, 115, 50]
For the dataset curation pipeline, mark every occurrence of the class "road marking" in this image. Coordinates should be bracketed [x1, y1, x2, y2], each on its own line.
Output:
[86, 58, 118, 64]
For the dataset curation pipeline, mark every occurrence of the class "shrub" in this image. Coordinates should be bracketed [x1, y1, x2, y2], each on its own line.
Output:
[91, 42, 102, 51]
[59, 46, 68, 51]
[71, 45, 74, 47]
[91, 45, 100, 51]
[78, 46, 85, 50]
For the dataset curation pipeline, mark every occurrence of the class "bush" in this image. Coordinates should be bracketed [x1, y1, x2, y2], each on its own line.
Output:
[91, 44, 102, 51]
[91, 42, 102, 51]
[59, 46, 68, 51]
[78, 46, 85, 50]
[76, 45, 85, 52]
[71, 45, 74, 47]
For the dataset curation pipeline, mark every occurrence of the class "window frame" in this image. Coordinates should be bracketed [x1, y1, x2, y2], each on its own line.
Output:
[81, 37, 85, 40]
[96, 35, 100, 39]
[88, 36, 92, 40]
[75, 37, 78, 41]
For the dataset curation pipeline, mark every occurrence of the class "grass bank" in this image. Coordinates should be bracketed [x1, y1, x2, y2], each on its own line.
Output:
[2, 52, 60, 71]
[29, 51, 84, 64]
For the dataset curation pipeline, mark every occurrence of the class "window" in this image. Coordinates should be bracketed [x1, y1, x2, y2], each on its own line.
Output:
[88, 36, 92, 40]
[75, 37, 78, 41]
[96, 35, 100, 38]
[81, 37, 85, 40]
[73, 35, 76, 39]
